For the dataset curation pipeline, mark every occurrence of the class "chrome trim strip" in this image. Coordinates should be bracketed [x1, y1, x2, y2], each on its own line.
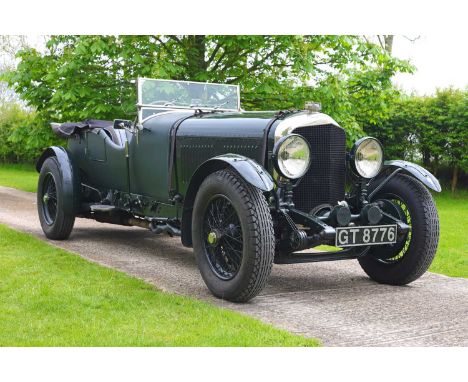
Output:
[141, 109, 195, 124]
[274, 112, 340, 142]
[138, 103, 238, 112]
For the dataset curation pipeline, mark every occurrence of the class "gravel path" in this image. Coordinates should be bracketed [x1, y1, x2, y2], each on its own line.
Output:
[1, 186, 467, 346]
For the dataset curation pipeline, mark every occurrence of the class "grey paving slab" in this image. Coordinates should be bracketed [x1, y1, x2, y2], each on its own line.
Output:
[1, 186, 467, 346]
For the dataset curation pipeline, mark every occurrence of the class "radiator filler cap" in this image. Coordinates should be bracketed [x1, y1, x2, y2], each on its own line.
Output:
[305, 101, 321, 113]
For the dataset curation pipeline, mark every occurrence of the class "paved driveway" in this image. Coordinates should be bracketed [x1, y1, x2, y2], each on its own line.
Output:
[1, 186, 467, 346]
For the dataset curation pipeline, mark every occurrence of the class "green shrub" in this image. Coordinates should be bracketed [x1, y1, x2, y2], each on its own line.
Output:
[364, 88, 467, 191]
[0, 102, 61, 163]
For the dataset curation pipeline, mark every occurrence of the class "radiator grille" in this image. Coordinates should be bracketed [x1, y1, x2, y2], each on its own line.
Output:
[292, 124, 346, 212]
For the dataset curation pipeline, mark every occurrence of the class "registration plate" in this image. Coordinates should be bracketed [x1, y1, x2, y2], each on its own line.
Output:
[335, 224, 397, 247]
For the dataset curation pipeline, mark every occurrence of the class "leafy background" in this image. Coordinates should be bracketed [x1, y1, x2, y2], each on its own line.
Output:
[0, 35, 466, 190]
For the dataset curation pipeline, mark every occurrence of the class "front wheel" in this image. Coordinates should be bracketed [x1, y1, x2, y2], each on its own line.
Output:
[192, 169, 275, 302]
[358, 174, 439, 285]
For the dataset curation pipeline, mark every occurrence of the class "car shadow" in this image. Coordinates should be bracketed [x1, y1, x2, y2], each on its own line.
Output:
[66, 223, 385, 298]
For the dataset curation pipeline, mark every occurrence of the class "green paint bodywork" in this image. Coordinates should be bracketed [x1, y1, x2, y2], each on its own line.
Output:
[37, 106, 441, 255]
[65, 110, 279, 220]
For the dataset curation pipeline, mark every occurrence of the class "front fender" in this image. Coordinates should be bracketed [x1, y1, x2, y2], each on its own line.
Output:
[384, 160, 441, 192]
[206, 154, 274, 192]
[180, 154, 274, 247]
[36, 146, 81, 213]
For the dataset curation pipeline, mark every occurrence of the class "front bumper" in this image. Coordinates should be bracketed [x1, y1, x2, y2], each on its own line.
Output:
[274, 206, 410, 264]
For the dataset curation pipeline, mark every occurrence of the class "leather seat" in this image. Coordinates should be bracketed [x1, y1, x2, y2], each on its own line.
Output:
[102, 125, 122, 146]
[51, 119, 125, 147]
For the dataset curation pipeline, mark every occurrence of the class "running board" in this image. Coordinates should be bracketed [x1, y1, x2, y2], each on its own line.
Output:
[90, 204, 117, 213]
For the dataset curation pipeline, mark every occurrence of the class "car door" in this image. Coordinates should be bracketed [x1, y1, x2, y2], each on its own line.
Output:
[70, 127, 129, 192]
[129, 111, 194, 203]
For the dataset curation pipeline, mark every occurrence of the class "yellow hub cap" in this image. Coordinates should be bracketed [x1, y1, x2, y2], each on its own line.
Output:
[207, 231, 218, 245]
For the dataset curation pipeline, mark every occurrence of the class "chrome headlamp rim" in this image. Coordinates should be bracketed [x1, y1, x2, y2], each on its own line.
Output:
[272, 134, 311, 180]
[350, 136, 384, 179]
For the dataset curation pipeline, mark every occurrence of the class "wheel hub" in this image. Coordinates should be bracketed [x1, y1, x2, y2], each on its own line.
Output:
[203, 195, 243, 281]
[207, 230, 220, 245]
[41, 173, 58, 226]
[374, 197, 411, 262]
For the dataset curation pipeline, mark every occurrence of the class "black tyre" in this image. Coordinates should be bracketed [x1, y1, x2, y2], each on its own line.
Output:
[37, 157, 75, 240]
[358, 174, 439, 285]
[192, 169, 275, 302]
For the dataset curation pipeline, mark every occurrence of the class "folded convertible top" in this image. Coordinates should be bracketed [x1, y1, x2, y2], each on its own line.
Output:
[51, 119, 113, 139]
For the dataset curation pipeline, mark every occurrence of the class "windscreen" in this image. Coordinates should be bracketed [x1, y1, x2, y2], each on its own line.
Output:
[138, 78, 240, 111]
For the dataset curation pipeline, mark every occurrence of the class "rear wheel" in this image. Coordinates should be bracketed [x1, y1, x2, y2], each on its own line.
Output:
[192, 169, 275, 302]
[37, 157, 75, 240]
[358, 174, 439, 285]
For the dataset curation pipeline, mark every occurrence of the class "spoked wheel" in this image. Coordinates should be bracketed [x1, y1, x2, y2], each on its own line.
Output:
[37, 157, 75, 240]
[359, 174, 439, 285]
[372, 197, 412, 264]
[41, 173, 58, 225]
[203, 195, 243, 280]
[192, 169, 275, 302]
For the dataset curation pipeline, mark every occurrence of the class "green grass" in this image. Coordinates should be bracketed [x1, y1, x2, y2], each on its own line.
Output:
[0, 163, 37, 192]
[430, 190, 468, 278]
[0, 224, 318, 346]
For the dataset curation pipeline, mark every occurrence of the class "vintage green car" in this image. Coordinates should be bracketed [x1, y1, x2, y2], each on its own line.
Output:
[36, 78, 441, 302]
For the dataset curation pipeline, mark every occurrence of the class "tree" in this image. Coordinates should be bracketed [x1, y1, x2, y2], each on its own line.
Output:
[3, 35, 411, 143]
[429, 88, 467, 192]
[364, 88, 468, 192]
[0, 102, 59, 162]
[0, 35, 30, 104]
[376, 35, 394, 53]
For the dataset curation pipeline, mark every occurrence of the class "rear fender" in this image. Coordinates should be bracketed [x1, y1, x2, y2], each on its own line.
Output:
[36, 146, 81, 213]
[180, 154, 274, 247]
[383, 160, 441, 192]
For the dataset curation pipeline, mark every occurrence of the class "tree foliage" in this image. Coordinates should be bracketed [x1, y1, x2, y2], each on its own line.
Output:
[0, 103, 60, 162]
[2, 35, 411, 143]
[0, 35, 30, 104]
[364, 88, 467, 191]
[2, 35, 465, 190]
